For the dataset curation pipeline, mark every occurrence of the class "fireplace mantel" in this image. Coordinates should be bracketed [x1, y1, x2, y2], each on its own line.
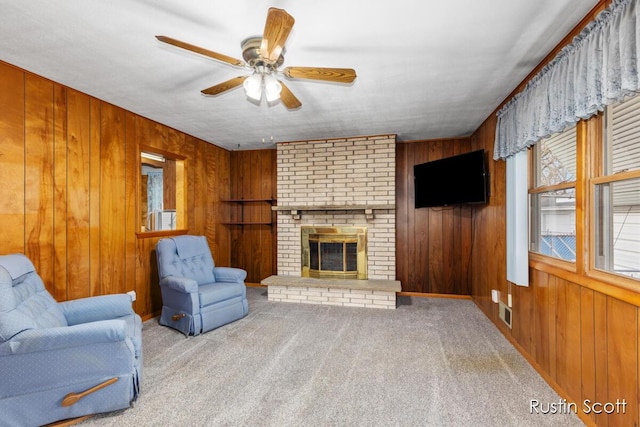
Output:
[273, 204, 395, 220]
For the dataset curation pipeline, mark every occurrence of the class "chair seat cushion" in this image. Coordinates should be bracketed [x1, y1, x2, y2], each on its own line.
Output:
[198, 282, 245, 307]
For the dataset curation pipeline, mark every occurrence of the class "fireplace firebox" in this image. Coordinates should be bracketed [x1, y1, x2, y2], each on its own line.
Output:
[301, 226, 367, 279]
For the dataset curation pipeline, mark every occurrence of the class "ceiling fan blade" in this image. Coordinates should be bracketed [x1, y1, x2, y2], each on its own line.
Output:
[201, 76, 248, 96]
[283, 66, 357, 83]
[260, 8, 295, 63]
[278, 80, 302, 110]
[156, 35, 245, 67]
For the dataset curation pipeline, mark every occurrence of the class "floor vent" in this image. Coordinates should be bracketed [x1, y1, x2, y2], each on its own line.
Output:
[499, 300, 512, 329]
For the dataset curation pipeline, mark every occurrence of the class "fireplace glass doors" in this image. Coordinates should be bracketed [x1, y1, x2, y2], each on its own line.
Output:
[301, 226, 367, 279]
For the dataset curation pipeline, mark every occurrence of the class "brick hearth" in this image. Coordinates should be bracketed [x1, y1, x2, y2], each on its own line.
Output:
[263, 276, 401, 309]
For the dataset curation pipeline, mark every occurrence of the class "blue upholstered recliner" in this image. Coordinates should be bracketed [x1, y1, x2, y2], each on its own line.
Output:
[156, 235, 249, 336]
[0, 254, 142, 427]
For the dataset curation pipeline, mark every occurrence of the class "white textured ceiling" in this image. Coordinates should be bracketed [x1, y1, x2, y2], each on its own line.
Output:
[0, 1, 598, 150]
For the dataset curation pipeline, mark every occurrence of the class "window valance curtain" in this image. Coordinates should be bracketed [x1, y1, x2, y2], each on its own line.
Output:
[494, 0, 640, 160]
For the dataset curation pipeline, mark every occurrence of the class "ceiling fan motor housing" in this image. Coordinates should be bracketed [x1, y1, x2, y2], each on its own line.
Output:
[241, 36, 284, 69]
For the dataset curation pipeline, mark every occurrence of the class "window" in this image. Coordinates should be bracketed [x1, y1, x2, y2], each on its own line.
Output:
[529, 126, 577, 262]
[593, 96, 640, 279]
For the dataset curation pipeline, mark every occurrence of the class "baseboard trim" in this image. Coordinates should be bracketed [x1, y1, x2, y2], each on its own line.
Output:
[398, 291, 472, 300]
[246, 282, 267, 288]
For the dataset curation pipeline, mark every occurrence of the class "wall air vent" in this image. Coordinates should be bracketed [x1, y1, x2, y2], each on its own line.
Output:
[499, 300, 512, 329]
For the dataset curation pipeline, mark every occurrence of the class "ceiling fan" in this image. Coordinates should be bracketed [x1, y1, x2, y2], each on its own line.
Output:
[156, 7, 357, 109]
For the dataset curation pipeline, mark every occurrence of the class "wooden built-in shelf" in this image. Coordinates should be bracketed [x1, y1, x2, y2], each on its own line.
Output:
[222, 198, 276, 204]
[222, 198, 276, 226]
[222, 221, 273, 225]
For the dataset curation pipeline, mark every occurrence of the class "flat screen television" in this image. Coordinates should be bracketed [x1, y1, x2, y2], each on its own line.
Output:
[414, 149, 488, 208]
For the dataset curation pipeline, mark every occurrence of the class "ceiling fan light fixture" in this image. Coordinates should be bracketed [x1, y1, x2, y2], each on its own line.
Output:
[264, 74, 282, 103]
[157, 8, 355, 110]
[243, 73, 263, 101]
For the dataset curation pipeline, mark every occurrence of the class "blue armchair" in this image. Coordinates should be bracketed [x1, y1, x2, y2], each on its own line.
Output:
[155, 235, 248, 336]
[0, 254, 142, 427]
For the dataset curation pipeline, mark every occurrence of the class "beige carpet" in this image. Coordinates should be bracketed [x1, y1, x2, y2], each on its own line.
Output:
[82, 288, 584, 426]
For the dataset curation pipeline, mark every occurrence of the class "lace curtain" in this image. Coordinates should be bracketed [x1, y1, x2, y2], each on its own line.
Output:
[147, 171, 163, 217]
[494, 0, 640, 160]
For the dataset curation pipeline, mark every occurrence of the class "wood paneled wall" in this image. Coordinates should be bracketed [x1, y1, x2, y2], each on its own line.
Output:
[396, 138, 475, 294]
[470, 114, 639, 426]
[0, 60, 231, 320]
[468, 113, 507, 313]
[466, 1, 639, 424]
[228, 149, 277, 283]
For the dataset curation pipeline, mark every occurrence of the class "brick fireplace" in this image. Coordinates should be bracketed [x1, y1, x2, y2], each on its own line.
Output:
[274, 134, 396, 280]
[264, 135, 399, 309]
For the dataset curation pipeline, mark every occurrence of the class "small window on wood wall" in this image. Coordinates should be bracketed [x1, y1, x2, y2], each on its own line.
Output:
[139, 147, 186, 235]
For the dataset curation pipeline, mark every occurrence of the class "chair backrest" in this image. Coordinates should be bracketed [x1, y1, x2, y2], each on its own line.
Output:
[0, 254, 67, 343]
[156, 236, 216, 285]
